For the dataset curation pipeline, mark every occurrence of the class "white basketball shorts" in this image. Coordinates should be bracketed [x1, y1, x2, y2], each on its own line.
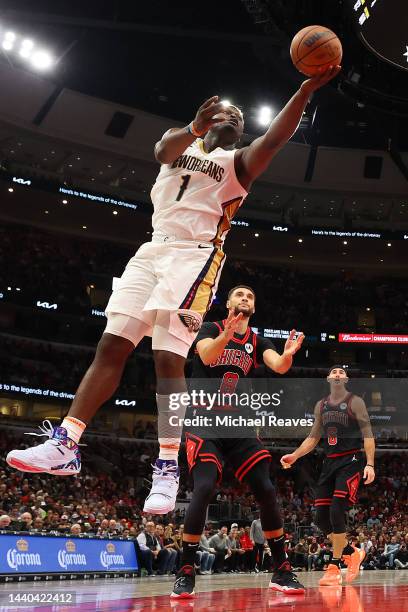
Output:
[105, 236, 225, 351]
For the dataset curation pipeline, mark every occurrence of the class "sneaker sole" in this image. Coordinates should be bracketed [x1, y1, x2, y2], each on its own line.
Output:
[170, 591, 195, 599]
[269, 584, 305, 594]
[143, 504, 175, 515]
[7, 456, 80, 476]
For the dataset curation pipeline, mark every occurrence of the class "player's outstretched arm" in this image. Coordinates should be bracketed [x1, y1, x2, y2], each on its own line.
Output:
[350, 396, 376, 485]
[280, 401, 322, 468]
[197, 311, 243, 365]
[262, 329, 305, 374]
[154, 96, 226, 164]
[235, 65, 341, 189]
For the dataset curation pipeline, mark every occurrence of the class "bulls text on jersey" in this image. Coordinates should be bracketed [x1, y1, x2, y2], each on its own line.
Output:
[209, 348, 253, 375]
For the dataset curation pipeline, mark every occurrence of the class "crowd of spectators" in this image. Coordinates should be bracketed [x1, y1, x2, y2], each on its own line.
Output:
[2, 221, 408, 335]
[0, 429, 406, 574]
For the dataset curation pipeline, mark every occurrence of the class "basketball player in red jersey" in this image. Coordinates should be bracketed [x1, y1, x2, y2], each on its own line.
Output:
[7, 65, 340, 516]
[281, 366, 375, 586]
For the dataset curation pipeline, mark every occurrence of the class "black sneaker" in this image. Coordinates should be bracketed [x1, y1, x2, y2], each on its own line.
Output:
[269, 564, 305, 594]
[170, 565, 196, 599]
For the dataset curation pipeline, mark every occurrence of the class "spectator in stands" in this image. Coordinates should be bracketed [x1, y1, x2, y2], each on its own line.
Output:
[239, 525, 255, 572]
[315, 541, 333, 570]
[137, 521, 170, 575]
[292, 538, 308, 571]
[70, 524, 82, 536]
[156, 524, 177, 574]
[97, 519, 110, 537]
[198, 527, 216, 574]
[163, 525, 180, 574]
[225, 526, 243, 572]
[31, 517, 44, 532]
[394, 543, 408, 569]
[209, 526, 230, 573]
[307, 537, 321, 571]
[0, 515, 11, 530]
[19, 512, 33, 531]
[250, 514, 265, 573]
[381, 536, 400, 568]
[58, 515, 71, 534]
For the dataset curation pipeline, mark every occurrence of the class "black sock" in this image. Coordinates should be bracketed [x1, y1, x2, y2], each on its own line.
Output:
[331, 557, 341, 567]
[181, 542, 199, 568]
[342, 544, 354, 556]
[267, 535, 290, 570]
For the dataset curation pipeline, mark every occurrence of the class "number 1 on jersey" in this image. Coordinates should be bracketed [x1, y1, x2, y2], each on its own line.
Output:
[176, 174, 191, 201]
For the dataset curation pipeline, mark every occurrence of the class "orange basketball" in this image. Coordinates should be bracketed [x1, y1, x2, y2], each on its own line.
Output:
[290, 25, 342, 77]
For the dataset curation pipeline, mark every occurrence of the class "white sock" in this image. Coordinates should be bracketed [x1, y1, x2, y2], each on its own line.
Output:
[157, 392, 186, 463]
[61, 417, 86, 444]
[158, 438, 180, 462]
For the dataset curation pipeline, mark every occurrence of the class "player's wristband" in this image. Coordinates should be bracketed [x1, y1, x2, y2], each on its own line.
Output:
[366, 464, 374, 468]
[187, 121, 205, 137]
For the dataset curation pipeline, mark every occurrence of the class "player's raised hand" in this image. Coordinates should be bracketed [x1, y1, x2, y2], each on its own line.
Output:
[192, 96, 228, 136]
[223, 309, 244, 342]
[300, 65, 341, 95]
[283, 329, 305, 356]
[280, 453, 297, 470]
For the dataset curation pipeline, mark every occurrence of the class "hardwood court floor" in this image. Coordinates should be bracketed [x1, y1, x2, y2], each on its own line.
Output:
[0, 570, 407, 611]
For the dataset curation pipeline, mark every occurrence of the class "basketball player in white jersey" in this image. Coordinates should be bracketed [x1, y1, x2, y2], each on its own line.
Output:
[7, 65, 340, 514]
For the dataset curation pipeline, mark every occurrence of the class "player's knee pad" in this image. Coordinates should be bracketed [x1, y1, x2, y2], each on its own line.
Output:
[330, 497, 348, 533]
[104, 312, 150, 347]
[152, 310, 199, 358]
[315, 506, 332, 535]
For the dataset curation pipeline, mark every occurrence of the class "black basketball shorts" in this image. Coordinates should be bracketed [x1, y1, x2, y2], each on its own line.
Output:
[315, 450, 365, 507]
[185, 432, 271, 484]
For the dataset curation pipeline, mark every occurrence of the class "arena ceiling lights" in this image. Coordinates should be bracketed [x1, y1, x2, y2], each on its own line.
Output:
[1, 28, 54, 70]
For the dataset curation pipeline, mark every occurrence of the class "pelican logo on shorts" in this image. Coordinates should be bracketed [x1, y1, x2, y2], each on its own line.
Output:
[339, 402, 347, 410]
[178, 311, 202, 332]
[327, 426, 337, 446]
[245, 343, 253, 354]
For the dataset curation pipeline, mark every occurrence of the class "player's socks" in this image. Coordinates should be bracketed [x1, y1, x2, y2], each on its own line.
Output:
[61, 417, 86, 444]
[342, 544, 355, 556]
[268, 534, 289, 570]
[181, 542, 200, 567]
[158, 438, 180, 461]
[330, 557, 341, 567]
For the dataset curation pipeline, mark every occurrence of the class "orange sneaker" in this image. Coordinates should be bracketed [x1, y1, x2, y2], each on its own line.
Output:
[342, 554, 351, 567]
[346, 547, 365, 583]
[319, 563, 342, 586]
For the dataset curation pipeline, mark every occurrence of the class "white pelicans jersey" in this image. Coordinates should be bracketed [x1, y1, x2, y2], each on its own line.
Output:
[150, 138, 247, 246]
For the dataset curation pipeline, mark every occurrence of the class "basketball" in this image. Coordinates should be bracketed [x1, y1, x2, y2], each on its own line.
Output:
[290, 25, 342, 77]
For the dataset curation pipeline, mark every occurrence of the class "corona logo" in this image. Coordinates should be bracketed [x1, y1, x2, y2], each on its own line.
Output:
[17, 539, 28, 552]
[66, 540, 76, 553]
[106, 543, 116, 553]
